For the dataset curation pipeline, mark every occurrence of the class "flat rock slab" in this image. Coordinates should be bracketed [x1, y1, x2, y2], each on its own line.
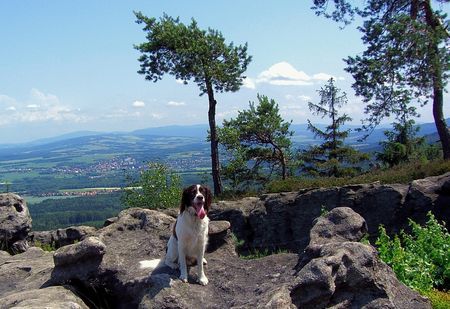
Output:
[208, 220, 230, 235]
[0, 286, 89, 309]
[0, 247, 54, 298]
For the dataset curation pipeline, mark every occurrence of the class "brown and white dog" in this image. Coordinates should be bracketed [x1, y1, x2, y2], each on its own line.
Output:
[165, 184, 212, 285]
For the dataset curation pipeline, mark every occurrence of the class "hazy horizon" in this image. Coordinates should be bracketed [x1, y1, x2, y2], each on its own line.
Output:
[1, 1, 449, 144]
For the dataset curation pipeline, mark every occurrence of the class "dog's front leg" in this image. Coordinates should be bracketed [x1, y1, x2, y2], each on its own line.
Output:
[197, 245, 208, 285]
[178, 242, 188, 283]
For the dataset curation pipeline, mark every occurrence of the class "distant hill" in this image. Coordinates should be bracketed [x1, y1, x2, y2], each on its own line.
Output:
[132, 124, 209, 139]
[0, 119, 446, 154]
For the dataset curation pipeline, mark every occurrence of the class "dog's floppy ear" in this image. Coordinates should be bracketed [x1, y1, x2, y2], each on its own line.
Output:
[180, 186, 190, 213]
[204, 186, 212, 213]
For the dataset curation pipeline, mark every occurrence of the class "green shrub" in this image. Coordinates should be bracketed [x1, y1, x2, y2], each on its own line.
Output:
[122, 162, 182, 210]
[375, 212, 450, 292]
[34, 241, 56, 252]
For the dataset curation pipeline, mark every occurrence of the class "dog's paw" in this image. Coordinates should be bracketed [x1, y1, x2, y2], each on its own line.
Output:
[198, 275, 208, 286]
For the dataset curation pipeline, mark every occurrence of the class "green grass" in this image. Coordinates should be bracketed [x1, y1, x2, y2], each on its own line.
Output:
[266, 159, 450, 193]
[240, 248, 289, 260]
[423, 290, 450, 309]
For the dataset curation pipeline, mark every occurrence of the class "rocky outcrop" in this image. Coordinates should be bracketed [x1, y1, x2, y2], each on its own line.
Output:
[1, 173, 446, 308]
[0, 286, 89, 309]
[210, 172, 450, 253]
[292, 207, 430, 308]
[29, 225, 96, 249]
[0, 193, 32, 253]
[0, 205, 431, 308]
[0, 247, 54, 302]
[42, 207, 430, 308]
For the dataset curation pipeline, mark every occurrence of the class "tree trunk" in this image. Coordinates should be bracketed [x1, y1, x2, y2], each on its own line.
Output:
[206, 82, 223, 195]
[422, 0, 450, 159]
[433, 81, 450, 159]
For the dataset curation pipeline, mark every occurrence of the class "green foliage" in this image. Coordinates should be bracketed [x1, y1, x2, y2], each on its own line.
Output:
[375, 213, 450, 292]
[376, 111, 441, 167]
[240, 248, 289, 260]
[300, 78, 369, 177]
[319, 205, 329, 217]
[28, 193, 123, 231]
[122, 162, 182, 210]
[266, 159, 450, 193]
[34, 241, 56, 252]
[134, 12, 252, 195]
[311, 0, 450, 159]
[218, 94, 293, 191]
[422, 289, 450, 309]
[231, 232, 245, 250]
[134, 12, 251, 96]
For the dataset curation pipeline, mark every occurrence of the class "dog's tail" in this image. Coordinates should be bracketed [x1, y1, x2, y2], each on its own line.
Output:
[139, 258, 163, 270]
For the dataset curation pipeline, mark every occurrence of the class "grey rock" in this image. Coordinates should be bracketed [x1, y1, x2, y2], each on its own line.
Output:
[3, 173, 445, 308]
[210, 173, 450, 253]
[0, 247, 53, 298]
[291, 207, 431, 309]
[53, 236, 106, 267]
[0, 193, 32, 253]
[29, 225, 96, 250]
[0, 286, 89, 309]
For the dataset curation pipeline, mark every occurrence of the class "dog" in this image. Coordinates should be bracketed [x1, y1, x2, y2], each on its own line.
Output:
[165, 184, 212, 285]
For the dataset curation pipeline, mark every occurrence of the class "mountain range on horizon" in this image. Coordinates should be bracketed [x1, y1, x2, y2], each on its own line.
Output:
[0, 119, 447, 151]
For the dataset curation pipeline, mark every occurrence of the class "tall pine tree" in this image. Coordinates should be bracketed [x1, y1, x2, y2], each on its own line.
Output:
[301, 78, 368, 177]
[134, 13, 251, 195]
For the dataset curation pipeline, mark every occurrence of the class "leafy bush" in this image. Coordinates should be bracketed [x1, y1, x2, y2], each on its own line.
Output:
[375, 212, 450, 292]
[122, 162, 182, 210]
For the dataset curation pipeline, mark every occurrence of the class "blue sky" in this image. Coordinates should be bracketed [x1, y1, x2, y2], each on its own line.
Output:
[0, 1, 448, 144]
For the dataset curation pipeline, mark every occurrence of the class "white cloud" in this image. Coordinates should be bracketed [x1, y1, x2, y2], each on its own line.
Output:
[312, 73, 334, 81]
[299, 95, 312, 101]
[132, 100, 146, 108]
[167, 100, 186, 107]
[0, 88, 86, 125]
[242, 77, 256, 89]
[151, 113, 164, 119]
[285, 94, 312, 102]
[175, 79, 186, 84]
[248, 62, 346, 89]
[257, 62, 312, 86]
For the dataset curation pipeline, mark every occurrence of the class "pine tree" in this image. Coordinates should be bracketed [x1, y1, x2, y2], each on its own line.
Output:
[301, 78, 368, 177]
[311, 0, 450, 159]
[218, 94, 293, 191]
[134, 13, 252, 195]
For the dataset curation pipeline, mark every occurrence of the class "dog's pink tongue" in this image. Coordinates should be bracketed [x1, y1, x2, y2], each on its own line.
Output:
[196, 206, 206, 219]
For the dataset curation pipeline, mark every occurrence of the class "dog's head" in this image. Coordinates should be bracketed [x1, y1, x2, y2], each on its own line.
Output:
[180, 184, 212, 219]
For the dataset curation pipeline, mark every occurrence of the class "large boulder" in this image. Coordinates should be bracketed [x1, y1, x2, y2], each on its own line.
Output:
[291, 207, 430, 308]
[29, 225, 96, 249]
[0, 193, 32, 253]
[48, 208, 177, 307]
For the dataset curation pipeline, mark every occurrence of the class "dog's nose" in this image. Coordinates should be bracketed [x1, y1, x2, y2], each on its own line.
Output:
[197, 195, 204, 200]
